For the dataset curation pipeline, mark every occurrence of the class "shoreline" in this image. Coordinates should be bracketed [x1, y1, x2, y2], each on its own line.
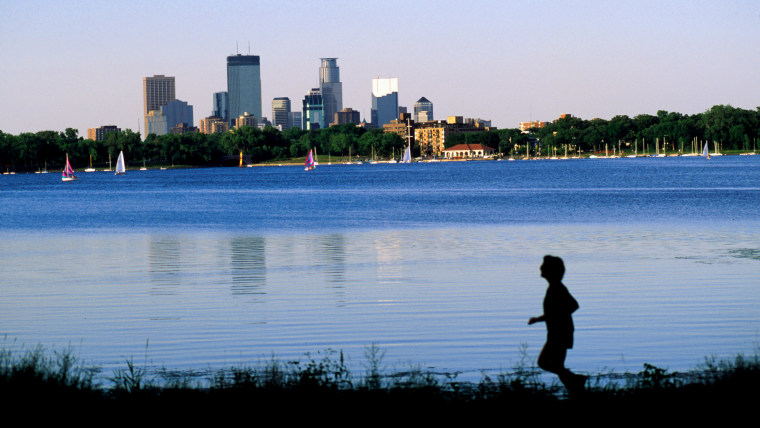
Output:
[2, 344, 757, 417]
[4, 151, 757, 174]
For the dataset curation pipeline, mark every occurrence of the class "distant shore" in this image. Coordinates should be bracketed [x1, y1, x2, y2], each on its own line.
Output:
[3, 150, 757, 174]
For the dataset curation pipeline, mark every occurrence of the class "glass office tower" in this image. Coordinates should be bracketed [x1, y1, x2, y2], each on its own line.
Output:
[212, 91, 228, 122]
[227, 54, 262, 125]
[413, 97, 433, 123]
[272, 97, 291, 130]
[319, 58, 342, 126]
[302, 88, 325, 130]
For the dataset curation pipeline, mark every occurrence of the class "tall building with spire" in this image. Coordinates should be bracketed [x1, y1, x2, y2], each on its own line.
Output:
[227, 54, 262, 126]
[142, 75, 175, 137]
[319, 58, 342, 127]
[371, 77, 398, 127]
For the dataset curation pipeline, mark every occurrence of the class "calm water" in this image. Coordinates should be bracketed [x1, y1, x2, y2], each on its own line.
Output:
[1, 157, 759, 381]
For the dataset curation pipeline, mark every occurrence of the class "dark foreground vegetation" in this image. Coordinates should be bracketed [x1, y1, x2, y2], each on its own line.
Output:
[1, 344, 757, 420]
[2, 104, 759, 172]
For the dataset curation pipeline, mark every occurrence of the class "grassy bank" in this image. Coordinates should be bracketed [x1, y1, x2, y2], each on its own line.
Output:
[1, 344, 757, 419]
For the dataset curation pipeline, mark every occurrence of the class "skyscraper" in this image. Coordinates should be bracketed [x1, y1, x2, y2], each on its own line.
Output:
[371, 78, 398, 127]
[143, 75, 175, 136]
[271, 97, 291, 130]
[290, 111, 302, 130]
[212, 91, 228, 122]
[302, 88, 324, 130]
[414, 97, 433, 123]
[161, 99, 194, 131]
[227, 54, 262, 126]
[319, 58, 342, 126]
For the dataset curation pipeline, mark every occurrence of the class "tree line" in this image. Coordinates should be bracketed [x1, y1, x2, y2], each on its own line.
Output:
[445, 105, 760, 156]
[2, 104, 758, 171]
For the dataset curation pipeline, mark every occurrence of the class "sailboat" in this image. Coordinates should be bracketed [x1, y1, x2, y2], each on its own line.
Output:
[115, 151, 126, 175]
[62, 154, 78, 181]
[304, 148, 316, 171]
[702, 142, 710, 159]
[401, 145, 411, 163]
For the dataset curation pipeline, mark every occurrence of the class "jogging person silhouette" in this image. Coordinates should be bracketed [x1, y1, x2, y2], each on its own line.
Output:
[528, 255, 587, 394]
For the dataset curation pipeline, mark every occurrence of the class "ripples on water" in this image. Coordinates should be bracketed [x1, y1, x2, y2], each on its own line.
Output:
[1, 157, 759, 381]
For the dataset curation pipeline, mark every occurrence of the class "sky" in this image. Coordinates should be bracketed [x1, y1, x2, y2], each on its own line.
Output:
[1, 0, 759, 138]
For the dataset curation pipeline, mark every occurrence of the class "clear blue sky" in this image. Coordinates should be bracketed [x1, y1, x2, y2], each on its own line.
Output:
[1, 0, 758, 138]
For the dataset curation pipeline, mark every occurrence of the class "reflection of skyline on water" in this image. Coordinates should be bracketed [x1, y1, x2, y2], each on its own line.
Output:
[148, 237, 182, 294]
[374, 232, 405, 285]
[318, 233, 346, 286]
[229, 237, 266, 295]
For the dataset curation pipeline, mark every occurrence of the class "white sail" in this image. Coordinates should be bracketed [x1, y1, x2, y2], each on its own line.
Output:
[402, 145, 411, 163]
[115, 151, 126, 175]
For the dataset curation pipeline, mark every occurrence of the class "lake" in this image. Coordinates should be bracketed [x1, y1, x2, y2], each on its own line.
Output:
[1, 157, 759, 382]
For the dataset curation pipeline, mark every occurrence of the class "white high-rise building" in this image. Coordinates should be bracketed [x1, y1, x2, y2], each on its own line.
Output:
[371, 77, 399, 127]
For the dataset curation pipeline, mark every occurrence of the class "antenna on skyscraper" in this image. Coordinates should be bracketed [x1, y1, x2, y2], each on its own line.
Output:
[236, 41, 239, 54]
[248, 41, 251, 54]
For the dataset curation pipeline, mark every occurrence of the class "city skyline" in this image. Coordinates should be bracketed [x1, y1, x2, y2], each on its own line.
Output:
[1, 0, 759, 138]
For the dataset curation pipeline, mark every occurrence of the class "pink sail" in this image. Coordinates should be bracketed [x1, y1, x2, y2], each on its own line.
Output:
[304, 149, 315, 170]
[62, 154, 77, 181]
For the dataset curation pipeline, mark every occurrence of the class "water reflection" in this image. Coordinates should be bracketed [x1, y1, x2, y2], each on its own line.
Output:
[229, 236, 266, 295]
[148, 237, 182, 294]
[318, 233, 346, 286]
[374, 231, 405, 285]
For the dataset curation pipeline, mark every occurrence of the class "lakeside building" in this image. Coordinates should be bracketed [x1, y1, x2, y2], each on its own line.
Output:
[234, 112, 258, 129]
[371, 77, 398, 127]
[212, 92, 228, 122]
[415, 116, 493, 156]
[272, 97, 291, 130]
[302, 88, 325, 130]
[331, 107, 361, 126]
[442, 143, 496, 159]
[382, 112, 415, 148]
[161, 100, 193, 132]
[199, 116, 229, 134]
[519, 120, 547, 133]
[143, 75, 175, 137]
[87, 125, 120, 141]
[319, 59, 343, 125]
[227, 54, 262, 126]
[414, 97, 433, 123]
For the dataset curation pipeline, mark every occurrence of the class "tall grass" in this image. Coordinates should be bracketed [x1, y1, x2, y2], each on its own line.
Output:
[2, 341, 758, 416]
